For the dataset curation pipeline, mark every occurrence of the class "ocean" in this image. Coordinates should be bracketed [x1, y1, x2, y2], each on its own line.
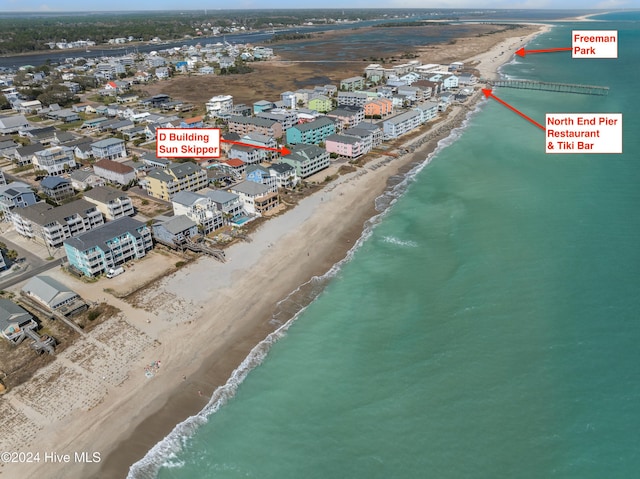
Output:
[131, 12, 640, 479]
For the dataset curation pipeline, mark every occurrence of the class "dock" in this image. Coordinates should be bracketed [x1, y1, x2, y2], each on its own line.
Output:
[489, 80, 609, 96]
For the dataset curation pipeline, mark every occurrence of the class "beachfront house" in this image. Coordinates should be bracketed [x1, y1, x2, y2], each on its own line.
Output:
[171, 190, 224, 234]
[0, 299, 37, 344]
[351, 122, 383, 147]
[342, 127, 375, 152]
[269, 163, 299, 189]
[204, 189, 245, 223]
[151, 215, 199, 248]
[229, 181, 279, 216]
[21, 275, 86, 316]
[64, 217, 153, 277]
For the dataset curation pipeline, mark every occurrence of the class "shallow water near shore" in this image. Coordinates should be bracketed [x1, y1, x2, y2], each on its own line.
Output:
[134, 14, 640, 479]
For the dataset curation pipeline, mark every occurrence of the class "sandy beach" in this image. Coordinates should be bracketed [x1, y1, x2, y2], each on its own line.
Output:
[0, 23, 548, 479]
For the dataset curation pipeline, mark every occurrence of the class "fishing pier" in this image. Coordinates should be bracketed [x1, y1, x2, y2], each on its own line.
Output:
[489, 80, 609, 96]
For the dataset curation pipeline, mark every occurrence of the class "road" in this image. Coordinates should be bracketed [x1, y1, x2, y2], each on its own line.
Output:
[0, 257, 65, 290]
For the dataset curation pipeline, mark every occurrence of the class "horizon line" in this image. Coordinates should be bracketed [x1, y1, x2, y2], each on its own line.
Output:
[0, 7, 623, 14]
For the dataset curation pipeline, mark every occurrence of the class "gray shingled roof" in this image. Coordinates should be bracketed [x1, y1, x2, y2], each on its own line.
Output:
[204, 189, 238, 204]
[229, 116, 277, 128]
[0, 298, 32, 329]
[91, 137, 125, 148]
[156, 214, 196, 234]
[0, 181, 33, 198]
[325, 134, 361, 145]
[83, 185, 127, 204]
[41, 176, 70, 189]
[171, 190, 203, 207]
[64, 216, 146, 252]
[167, 162, 202, 179]
[292, 116, 335, 132]
[230, 181, 269, 196]
[0, 115, 29, 129]
[17, 199, 97, 227]
[269, 163, 294, 174]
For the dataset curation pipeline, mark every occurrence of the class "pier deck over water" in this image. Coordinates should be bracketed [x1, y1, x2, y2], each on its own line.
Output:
[489, 79, 609, 96]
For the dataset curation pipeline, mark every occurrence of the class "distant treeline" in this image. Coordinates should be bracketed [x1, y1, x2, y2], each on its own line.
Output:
[0, 9, 480, 55]
[0, 13, 199, 55]
[266, 33, 314, 43]
[374, 21, 452, 27]
[0, 9, 381, 55]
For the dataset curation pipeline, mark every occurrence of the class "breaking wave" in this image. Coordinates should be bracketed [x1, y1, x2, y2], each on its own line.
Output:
[127, 97, 483, 479]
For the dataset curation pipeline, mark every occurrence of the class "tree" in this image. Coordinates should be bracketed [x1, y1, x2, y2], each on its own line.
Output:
[36, 84, 78, 107]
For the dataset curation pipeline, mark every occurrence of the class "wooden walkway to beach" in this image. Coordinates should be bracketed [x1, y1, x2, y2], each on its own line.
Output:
[489, 80, 609, 96]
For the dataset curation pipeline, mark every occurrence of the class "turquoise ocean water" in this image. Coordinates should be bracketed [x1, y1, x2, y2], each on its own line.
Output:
[131, 13, 640, 479]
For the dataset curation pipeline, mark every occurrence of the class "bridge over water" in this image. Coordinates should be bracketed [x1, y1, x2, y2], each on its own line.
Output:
[489, 79, 609, 96]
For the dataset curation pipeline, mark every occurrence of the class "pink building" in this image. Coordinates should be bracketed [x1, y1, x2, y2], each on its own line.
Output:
[325, 134, 370, 158]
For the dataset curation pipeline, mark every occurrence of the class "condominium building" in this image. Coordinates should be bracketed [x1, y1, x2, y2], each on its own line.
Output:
[285, 117, 336, 145]
[83, 185, 135, 221]
[11, 199, 104, 248]
[64, 217, 153, 277]
[382, 110, 422, 140]
[279, 144, 330, 179]
[144, 162, 208, 201]
[227, 116, 283, 139]
[340, 76, 366, 91]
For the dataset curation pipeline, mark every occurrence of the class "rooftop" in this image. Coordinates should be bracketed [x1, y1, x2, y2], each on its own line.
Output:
[64, 216, 147, 252]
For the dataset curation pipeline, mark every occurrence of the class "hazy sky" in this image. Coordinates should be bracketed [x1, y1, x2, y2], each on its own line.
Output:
[1, 0, 635, 13]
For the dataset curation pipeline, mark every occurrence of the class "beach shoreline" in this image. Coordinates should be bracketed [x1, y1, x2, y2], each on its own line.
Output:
[1, 23, 548, 479]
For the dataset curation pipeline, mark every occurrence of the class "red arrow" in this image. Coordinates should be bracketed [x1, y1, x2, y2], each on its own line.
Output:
[221, 139, 291, 156]
[516, 47, 572, 57]
[482, 89, 545, 131]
